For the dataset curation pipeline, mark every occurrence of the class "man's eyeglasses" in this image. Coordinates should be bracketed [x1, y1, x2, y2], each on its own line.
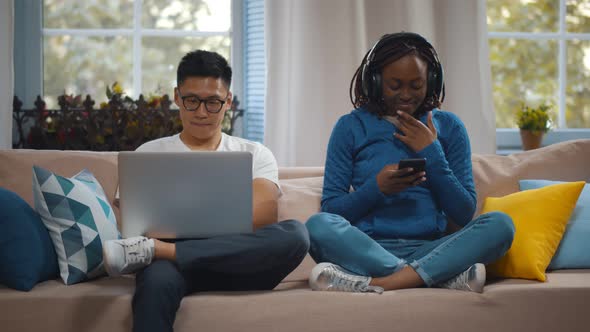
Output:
[177, 88, 228, 113]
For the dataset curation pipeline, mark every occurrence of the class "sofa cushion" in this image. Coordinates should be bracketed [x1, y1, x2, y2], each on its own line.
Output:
[483, 181, 585, 281]
[520, 180, 590, 270]
[32, 166, 120, 285]
[1, 270, 589, 332]
[0, 149, 121, 225]
[278, 176, 323, 223]
[0, 187, 58, 291]
[278, 176, 323, 282]
[472, 139, 590, 215]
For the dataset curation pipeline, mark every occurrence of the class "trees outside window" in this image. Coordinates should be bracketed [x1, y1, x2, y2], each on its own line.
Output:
[42, 0, 231, 108]
[487, 0, 590, 130]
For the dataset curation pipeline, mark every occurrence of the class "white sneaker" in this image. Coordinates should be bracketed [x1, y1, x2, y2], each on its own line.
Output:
[438, 263, 486, 293]
[103, 236, 155, 276]
[309, 262, 384, 294]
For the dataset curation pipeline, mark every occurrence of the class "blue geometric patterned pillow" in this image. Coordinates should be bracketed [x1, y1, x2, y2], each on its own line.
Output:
[32, 166, 120, 285]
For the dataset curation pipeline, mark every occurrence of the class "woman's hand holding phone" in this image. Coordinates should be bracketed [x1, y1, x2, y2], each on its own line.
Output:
[376, 163, 427, 195]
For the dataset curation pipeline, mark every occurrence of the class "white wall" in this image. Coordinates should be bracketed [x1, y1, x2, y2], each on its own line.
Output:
[363, 0, 496, 155]
[0, 0, 14, 149]
[265, 0, 495, 166]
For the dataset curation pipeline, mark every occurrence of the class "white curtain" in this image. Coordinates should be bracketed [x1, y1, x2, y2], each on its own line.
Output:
[265, 0, 495, 166]
[0, 0, 14, 150]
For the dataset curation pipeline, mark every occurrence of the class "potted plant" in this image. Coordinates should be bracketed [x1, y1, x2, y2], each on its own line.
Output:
[516, 102, 552, 150]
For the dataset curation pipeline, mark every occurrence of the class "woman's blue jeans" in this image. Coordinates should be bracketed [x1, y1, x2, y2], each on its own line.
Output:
[306, 211, 514, 286]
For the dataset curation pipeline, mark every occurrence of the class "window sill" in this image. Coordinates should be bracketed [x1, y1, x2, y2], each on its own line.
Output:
[495, 149, 522, 156]
[496, 128, 590, 152]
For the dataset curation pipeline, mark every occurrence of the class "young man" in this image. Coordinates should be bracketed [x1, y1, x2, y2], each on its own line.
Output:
[103, 50, 309, 332]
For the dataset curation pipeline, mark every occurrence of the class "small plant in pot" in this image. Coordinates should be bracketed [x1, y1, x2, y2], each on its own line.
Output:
[516, 102, 552, 150]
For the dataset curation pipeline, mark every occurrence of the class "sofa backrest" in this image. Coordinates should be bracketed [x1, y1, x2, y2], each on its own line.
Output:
[2, 139, 590, 227]
[0, 149, 119, 207]
[277, 139, 590, 223]
[471, 139, 590, 213]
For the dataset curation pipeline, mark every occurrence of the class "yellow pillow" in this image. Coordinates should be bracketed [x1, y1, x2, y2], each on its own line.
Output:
[483, 181, 585, 281]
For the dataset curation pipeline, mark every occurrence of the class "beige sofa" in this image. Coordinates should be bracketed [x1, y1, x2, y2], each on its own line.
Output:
[1, 140, 590, 332]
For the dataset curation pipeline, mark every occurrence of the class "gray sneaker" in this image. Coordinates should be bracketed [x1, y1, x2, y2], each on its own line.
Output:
[103, 236, 155, 276]
[309, 262, 384, 294]
[438, 263, 486, 293]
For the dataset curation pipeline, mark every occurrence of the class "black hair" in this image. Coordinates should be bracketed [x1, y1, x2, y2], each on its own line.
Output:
[177, 50, 232, 88]
[349, 33, 444, 118]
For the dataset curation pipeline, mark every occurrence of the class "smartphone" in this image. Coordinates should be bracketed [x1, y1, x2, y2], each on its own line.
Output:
[398, 158, 426, 174]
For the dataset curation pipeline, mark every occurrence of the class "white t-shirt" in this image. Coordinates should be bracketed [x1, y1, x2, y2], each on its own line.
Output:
[115, 133, 280, 199]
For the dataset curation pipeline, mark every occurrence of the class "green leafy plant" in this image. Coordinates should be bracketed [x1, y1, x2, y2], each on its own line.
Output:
[516, 102, 552, 134]
[14, 89, 245, 150]
[105, 81, 135, 109]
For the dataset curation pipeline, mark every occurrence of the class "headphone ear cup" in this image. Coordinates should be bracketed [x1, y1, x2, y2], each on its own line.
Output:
[436, 65, 444, 102]
[361, 64, 373, 100]
[426, 66, 444, 103]
[426, 69, 436, 100]
[371, 71, 382, 101]
[361, 65, 371, 98]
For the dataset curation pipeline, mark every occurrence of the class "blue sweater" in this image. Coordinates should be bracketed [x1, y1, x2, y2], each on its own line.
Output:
[321, 107, 477, 239]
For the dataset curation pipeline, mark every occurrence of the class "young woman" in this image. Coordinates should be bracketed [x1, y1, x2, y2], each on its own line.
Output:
[306, 32, 514, 293]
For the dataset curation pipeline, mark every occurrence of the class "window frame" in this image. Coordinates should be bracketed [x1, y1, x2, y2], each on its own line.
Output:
[483, 0, 590, 152]
[14, 0, 243, 112]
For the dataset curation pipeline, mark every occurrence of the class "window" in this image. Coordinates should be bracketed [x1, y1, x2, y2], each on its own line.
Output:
[41, 0, 233, 108]
[486, 0, 590, 150]
[15, 0, 269, 140]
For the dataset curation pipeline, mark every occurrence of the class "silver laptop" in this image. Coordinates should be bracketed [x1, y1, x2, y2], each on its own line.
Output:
[118, 151, 253, 239]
